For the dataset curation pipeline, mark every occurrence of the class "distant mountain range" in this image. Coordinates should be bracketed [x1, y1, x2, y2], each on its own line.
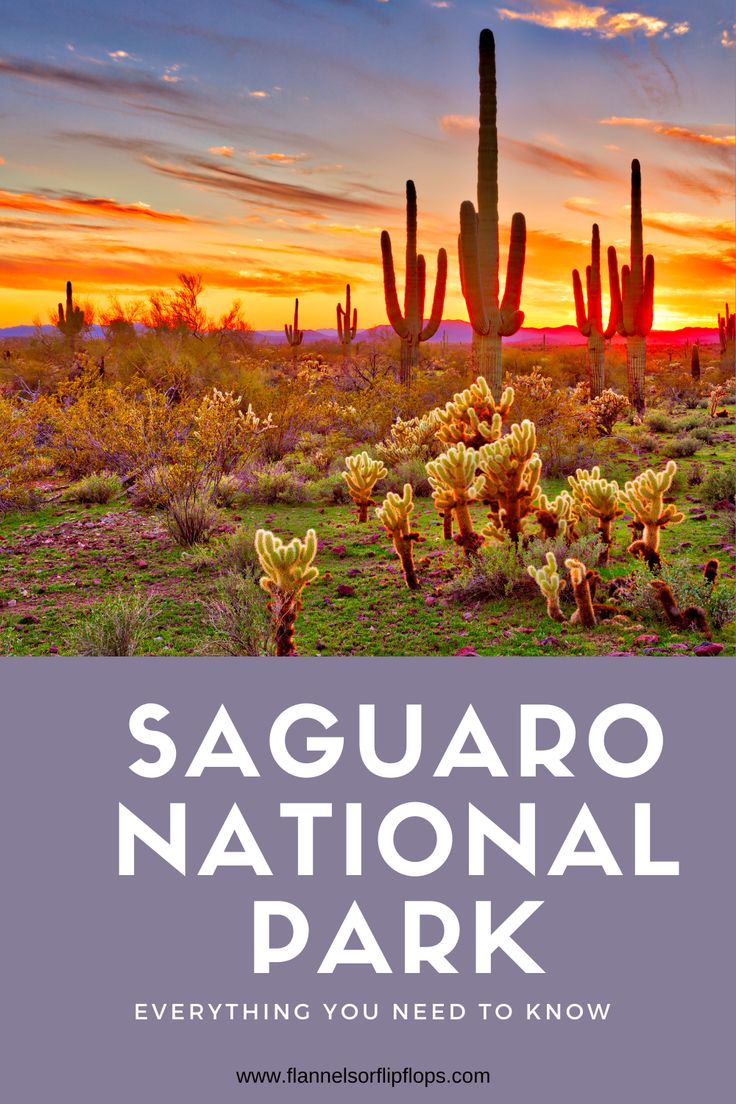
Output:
[0, 321, 720, 346]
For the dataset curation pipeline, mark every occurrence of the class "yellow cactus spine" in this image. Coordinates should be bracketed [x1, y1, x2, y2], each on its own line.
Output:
[435, 378, 514, 449]
[381, 180, 448, 386]
[458, 30, 526, 397]
[477, 419, 541, 544]
[254, 528, 319, 656]
[620, 460, 684, 567]
[565, 558, 597, 628]
[572, 224, 619, 397]
[375, 483, 420, 590]
[426, 442, 484, 555]
[527, 552, 566, 622]
[342, 452, 387, 522]
[567, 468, 623, 564]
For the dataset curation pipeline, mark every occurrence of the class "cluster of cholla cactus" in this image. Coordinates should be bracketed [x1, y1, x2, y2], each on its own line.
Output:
[284, 298, 304, 365]
[610, 160, 655, 416]
[375, 409, 441, 466]
[342, 452, 387, 522]
[57, 280, 86, 349]
[375, 483, 420, 589]
[435, 378, 514, 449]
[254, 528, 319, 656]
[535, 490, 574, 540]
[568, 467, 623, 565]
[619, 459, 684, 569]
[381, 180, 447, 385]
[572, 225, 618, 397]
[426, 442, 484, 552]
[477, 420, 542, 544]
[336, 283, 358, 355]
[527, 552, 565, 622]
[718, 304, 734, 364]
[458, 29, 526, 398]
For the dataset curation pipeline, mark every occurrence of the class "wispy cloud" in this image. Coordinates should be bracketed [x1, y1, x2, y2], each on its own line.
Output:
[0, 54, 190, 101]
[247, 150, 308, 165]
[722, 25, 735, 48]
[502, 137, 618, 181]
[659, 166, 734, 203]
[209, 146, 234, 157]
[0, 188, 199, 225]
[644, 212, 736, 245]
[496, 3, 687, 39]
[439, 114, 477, 135]
[600, 116, 735, 149]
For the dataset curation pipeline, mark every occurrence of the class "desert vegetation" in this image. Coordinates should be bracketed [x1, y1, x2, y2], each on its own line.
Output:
[0, 30, 732, 657]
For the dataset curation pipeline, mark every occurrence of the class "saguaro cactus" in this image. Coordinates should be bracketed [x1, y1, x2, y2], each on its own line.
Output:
[381, 180, 447, 385]
[376, 483, 421, 590]
[619, 460, 684, 569]
[718, 303, 735, 364]
[254, 528, 319, 656]
[572, 225, 619, 397]
[336, 283, 358, 355]
[284, 298, 304, 365]
[527, 552, 566, 622]
[690, 343, 700, 380]
[610, 159, 654, 415]
[57, 280, 85, 349]
[342, 452, 387, 522]
[458, 29, 526, 398]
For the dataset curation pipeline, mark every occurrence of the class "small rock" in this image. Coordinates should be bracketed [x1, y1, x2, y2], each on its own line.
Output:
[634, 633, 659, 645]
[538, 636, 562, 647]
[336, 584, 356, 598]
[18, 614, 39, 625]
[693, 642, 724, 657]
[49, 644, 59, 654]
[455, 646, 479, 657]
[609, 650, 635, 656]
[135, 560, 148, 569]
[424, 596, 437, 606]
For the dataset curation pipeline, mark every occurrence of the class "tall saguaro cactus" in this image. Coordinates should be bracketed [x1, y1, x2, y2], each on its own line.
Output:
[381, 180, 447, 386]
[572, 225, 619, 397]
[458, 28, 526, 398]
[284, 298, 304, 366]
[610, 159, 654, 415]
[57, 280, 85, 350]
[336, 283, 358, 355]
[718, 303, 735, 365]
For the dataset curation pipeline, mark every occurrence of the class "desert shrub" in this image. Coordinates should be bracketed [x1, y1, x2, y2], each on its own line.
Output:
[204, 572, 272, 655]
[589, 389, 629, 435]
[524, 534, 605, 580]
[165, 493, 219, 546]
[0, 394, 37, 513]
[130, 465, 170, 509]
[382, 459, 433, 498]
[701, 468, 736, 504]
[212, 473, 244, 508]
[689, 425, 715, 443]
[627, 563, 736, 631]
[664, 435, 700, 458]
[502, 370, 597, 476]
[71, 593, 152, 655]
[65, 471, 123, 504]
[307, 473, 352, 505]
[687, 461, 706, 486]
[445, 541, 532, 603]
[632, 432, 659, 453]
[679, 412, 709, 431]
[645, 411, 677, 434]
[241, 463, 310, 505]
[190, 525, 262, 578]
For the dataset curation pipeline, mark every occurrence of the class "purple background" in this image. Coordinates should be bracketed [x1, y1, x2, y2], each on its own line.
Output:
[2, 658, 732, 1101]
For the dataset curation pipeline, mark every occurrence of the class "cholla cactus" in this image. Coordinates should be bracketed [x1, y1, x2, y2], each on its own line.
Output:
[426, 442, 485, 555]
[255, 528, 319, 656]
[565, 558, 596, 628]
[567, 468, 622, 564]
[435, 378, 514, 449]
[191, 389, 275, 477]
[342, 452, 387, 522]
[477, 420, 541, 544]
[376, 483, 420, 590]
[619, 460, 684, 568]
[527, 552, 566, 622]
[589, 389, 630, 436]
[535, 490, 575, 540]
[376, 410, 441, 466]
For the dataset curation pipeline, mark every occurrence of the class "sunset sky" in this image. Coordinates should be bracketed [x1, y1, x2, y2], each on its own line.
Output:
[0, 0, 733, 331]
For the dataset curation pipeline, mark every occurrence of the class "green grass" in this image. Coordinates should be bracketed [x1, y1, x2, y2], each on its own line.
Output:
[1, 412, 734, 656]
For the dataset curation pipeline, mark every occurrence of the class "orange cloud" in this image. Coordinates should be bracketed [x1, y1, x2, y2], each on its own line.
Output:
[439, 114, 477, 135]
[208, 146, 234, 157]
[600, 117, 736, 153]
[644, 212, 736, 245]
[0, 188, 199, 224]
[501, 137, 618, 181]
[660, 166, 734, 203]
[496, 3, 679, 39]
[247, 150, 308, 165]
